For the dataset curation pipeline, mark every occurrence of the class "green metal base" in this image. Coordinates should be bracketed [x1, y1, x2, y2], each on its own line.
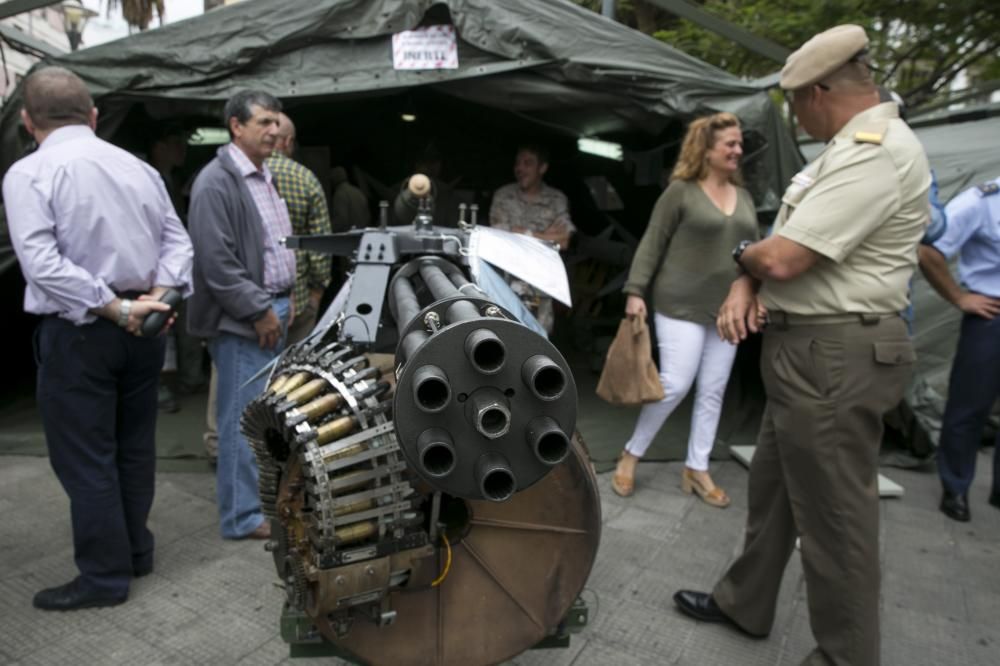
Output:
[531, 597, 589, 649]
[280, 607, 363, 661]
[280, 596, 589, 660]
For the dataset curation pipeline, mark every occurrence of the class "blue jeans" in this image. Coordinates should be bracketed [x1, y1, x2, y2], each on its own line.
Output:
[938, 313, 1000, 496]
[208, 297, 289, 538]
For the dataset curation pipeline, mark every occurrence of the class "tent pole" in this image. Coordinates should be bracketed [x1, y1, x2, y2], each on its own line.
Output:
[644, 0, 789, 63]
[601, 0, 615, 21]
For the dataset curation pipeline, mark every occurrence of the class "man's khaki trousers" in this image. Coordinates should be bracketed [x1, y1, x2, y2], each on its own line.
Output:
[713, 315, 914, 666]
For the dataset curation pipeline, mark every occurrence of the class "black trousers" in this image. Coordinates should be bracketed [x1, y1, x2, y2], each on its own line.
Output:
[938, 312, 1000, 496]
[35, 316, 165, 595]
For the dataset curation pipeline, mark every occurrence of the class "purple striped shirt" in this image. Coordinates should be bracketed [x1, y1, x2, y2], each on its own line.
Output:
[3, 125, 193, 324]
[226, 143, 296, 294]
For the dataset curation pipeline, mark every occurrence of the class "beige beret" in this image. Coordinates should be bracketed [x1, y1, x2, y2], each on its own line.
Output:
[780, 24, 869, 91]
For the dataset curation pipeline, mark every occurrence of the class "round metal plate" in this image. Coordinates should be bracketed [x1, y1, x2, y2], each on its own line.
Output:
[317, 435, 601, 665]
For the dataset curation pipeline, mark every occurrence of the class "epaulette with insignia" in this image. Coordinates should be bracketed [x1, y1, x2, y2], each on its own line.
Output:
[976, 181, 999, 196]
[854, 131, 883, 145]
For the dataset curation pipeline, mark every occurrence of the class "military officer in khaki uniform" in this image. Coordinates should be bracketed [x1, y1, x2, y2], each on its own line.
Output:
[671, 25, 930, 666]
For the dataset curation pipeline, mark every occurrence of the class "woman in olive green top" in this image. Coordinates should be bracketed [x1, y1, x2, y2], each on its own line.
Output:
[612, 112, 759, 507]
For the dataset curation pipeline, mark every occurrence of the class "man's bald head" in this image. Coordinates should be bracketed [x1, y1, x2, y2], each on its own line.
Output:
[22, 66, 94, 131]
[274, 112, 296, 157]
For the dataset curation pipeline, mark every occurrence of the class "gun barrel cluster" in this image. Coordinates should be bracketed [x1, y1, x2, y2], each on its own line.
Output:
[390, 257, 576, 501]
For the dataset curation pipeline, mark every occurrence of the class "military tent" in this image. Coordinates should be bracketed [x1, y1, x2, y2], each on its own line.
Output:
[0, 0, 799, 412]
[0, 0, 800, 204]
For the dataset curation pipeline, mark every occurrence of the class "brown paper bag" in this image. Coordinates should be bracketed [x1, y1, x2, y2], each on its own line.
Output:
[596, 316, 665, 406]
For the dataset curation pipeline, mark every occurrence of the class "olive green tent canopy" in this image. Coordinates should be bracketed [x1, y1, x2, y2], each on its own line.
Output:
[0, 0, 800, 202]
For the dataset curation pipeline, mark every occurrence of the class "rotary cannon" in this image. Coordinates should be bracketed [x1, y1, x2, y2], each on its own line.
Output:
[240, 176, 600, 665]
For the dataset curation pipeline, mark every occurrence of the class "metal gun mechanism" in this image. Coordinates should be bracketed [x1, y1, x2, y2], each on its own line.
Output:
[241, 184, 600, 665]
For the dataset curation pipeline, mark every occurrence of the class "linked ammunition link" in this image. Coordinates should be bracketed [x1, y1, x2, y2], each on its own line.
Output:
[241, 341, 423, 617]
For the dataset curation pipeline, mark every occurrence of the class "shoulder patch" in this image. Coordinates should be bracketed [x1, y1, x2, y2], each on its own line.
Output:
[854, 131, 883, 145]
[976, 181, 999, 197]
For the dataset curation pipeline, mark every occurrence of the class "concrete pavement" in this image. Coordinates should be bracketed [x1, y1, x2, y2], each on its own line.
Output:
[2, 448, 999, 665]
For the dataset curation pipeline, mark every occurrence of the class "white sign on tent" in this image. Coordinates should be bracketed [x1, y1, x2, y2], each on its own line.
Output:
[392, 25, 459, 70]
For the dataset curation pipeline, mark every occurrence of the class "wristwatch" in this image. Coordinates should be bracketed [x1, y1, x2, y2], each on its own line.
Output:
[117, 299, 132, 328]
[732, 239, 754, 269]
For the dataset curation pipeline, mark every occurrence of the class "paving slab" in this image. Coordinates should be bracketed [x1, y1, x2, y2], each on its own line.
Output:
[730, 445, 906, 497]
[2, 447, 999, 665]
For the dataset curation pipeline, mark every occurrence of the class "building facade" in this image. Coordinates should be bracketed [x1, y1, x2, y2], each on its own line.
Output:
[0, 7, 70, 105]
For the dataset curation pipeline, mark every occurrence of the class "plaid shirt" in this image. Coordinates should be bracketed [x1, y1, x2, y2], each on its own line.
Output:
[226, 144, 295, 294]
[265, 153, 332, 311]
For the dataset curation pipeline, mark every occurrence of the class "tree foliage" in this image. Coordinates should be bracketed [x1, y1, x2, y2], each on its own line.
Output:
[572, 0, 1000, 110]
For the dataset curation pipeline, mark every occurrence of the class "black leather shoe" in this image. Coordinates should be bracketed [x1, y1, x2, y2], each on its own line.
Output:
[672, 590, 767, 639]
[33, 578, 126, 611]
[940, 491, 971, 522]
[989, 491, 1000, 510]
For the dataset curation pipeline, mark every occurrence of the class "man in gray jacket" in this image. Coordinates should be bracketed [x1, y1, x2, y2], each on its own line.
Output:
[187, 90, 295, 540]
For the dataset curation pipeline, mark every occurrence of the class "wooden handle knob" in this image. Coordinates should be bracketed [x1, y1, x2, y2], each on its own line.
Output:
[408, 173, 431, 197]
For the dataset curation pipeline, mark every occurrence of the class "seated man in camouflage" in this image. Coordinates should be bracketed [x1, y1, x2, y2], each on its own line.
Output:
[489, 144, 574, 333]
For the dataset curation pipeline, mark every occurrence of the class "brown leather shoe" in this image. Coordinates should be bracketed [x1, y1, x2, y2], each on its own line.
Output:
[244, 521, 271, 540]
[681, 468, 730, 508]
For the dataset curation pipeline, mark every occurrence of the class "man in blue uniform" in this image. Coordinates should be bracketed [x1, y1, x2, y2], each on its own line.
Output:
[918, 176, 1000, 521]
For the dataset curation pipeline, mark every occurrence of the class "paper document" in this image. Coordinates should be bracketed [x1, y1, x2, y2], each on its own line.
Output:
[469, 227, 572, 307]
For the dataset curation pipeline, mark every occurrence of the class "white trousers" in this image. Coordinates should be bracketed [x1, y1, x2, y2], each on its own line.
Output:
[624, 313, 738, 470]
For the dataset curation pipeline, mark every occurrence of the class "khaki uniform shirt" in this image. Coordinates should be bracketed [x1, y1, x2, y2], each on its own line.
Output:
[760, 103, 931, 315]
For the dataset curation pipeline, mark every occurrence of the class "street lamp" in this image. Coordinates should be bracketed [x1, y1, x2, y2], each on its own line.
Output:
[61, 0, 98, 52]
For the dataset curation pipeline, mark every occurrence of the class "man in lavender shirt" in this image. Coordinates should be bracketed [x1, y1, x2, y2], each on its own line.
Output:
[186, 91, 295, 541]
[3, 67, 193, 610]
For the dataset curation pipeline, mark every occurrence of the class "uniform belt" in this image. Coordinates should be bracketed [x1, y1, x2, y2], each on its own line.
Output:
[115, 290, 144, 300]
[270, 289, 291, 299]
[768, 311, 897, 327]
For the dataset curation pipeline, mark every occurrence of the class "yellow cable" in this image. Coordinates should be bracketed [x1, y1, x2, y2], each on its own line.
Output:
[430, 533, 452, 587]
